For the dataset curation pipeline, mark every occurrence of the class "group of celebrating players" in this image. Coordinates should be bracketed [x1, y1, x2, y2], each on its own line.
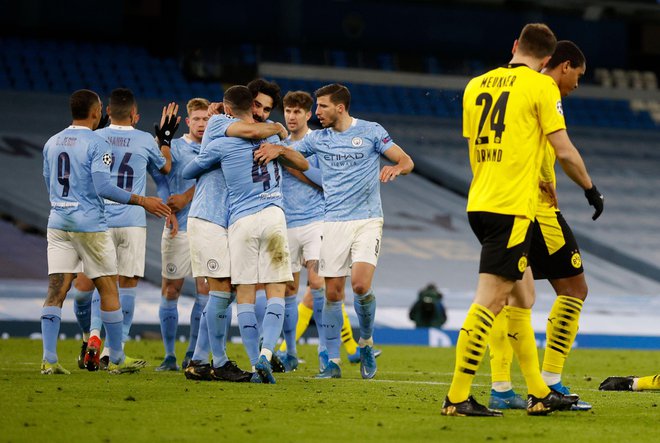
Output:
[40, 21, 657, 411]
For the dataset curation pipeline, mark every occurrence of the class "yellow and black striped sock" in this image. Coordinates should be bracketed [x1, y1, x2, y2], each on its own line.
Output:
[636, 375, 660, 391]
[507, 306, 549, 398]
[341, 303, 358, 355]
[279, 303, 313, 353]
[489, 306, 513, 387]
[542, 295, 583, 375]
[447, 303, 494, 403]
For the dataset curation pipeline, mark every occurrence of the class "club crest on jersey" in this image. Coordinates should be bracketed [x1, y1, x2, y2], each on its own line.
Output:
[351, 137, 363, 147]
[207, 259, 219, 272]
[166, 263, 177, 274]
[556, 100, 564, 115]
[102, 153, 113, 166]
[571, 252, 582, 268]
[518, 256, 527, 273]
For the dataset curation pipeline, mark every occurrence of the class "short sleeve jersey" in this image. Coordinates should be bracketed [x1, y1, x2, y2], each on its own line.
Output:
[188, 117, 233, 228]
[43, 126, 112, 232]
[462, 64, 566, 219]
[161, 135, 200, 231]
[96, 125, 166, 228]
[281, 132, 324, 228]
[218, 133, 283, 226]
[296, 118, 394, 222]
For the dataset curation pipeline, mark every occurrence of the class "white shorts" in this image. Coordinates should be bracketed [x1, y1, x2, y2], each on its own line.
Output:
[47, 229, 117, 279]
[188, 217, 231, 279]
[228, 206, 293, 284]
[108, 227, 146, 278]
[161, 228, 191, 279]
[288, 221, 323, 273]
[319, 218, 383, 277]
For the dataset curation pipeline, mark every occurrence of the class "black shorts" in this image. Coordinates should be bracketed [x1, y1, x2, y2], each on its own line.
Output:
[528, 210, 583, 280]
[468, 212, 533, 281]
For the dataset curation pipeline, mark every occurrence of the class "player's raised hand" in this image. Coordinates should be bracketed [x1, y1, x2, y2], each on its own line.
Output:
[380, 165, 403, 182]
[165, 213, 179, 238]
[155, 102, 181, 147]
[142, 196, 171, 218]
[584, 185, 604, 220]
[254, 143, 283, 165]
[275, 122, 289, 140]
[207, 102, 224, 117]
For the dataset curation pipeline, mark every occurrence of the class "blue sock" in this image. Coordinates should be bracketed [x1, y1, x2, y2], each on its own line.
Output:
[187, 293, 207, 354]
[322, 300, 343, 360]
[206, 291, 232, 368]
[353, 289, 376, 341]
[192, 306, 210, 364]
[41, 306, 61, 363]
[159, 297, 178, 357]
[90, 289, 102, 332]
[71, 288, 93, 335]
[119, 288, 136, 343]
[101, 309, 124, 364]
[311, 288, 326, 352]
[262, 298, 285, 354]
[255, 292, 267, 336]
[237, 303, 260, 367]
[283, 295, 298, 356]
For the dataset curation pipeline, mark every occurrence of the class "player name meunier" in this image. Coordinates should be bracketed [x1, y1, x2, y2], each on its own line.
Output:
[480, 75, 517, 88]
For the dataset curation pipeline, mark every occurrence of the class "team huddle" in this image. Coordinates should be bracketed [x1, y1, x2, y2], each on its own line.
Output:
[39, 78, 414, 383]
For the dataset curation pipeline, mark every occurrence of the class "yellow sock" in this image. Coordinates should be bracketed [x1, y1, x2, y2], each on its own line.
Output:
[489, 306, 513, 385]
[447, 303, 494, 403]
[542, 295, 583, 375]
[507, 306, 550, 398]
[636, 375, 660, 390]
[341, 303, 358, 355]
[279, 303, 313, 352]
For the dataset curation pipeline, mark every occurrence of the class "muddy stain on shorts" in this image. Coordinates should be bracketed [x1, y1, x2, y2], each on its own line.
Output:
[266, 233, 289, 267]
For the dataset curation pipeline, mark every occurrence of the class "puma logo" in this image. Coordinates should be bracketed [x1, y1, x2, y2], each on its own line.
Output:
[507, 333, 519, 341]
[267, 312, 282, 319]
[460, 328, 472, 336]
[41, 315, 57, 323]
[243, 324, 258, 330]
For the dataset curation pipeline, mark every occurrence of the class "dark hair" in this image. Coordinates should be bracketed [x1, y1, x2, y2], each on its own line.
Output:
[70, 89, 99, 120]
[314, 83, 351, 111]
[109, 88, 136, 120]
[546, 40, 586, 70]
[247, 78, 281, 108]
[283, 90, 314, 112]
[517, 23, 557, 59]
[223, 85, 254, 113]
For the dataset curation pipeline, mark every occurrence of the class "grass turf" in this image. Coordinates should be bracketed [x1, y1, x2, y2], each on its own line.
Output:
[1, 338, 659, 443]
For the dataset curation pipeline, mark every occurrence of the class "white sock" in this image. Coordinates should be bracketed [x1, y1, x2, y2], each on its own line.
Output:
[260, 348, 273, 361]
[330, 358, 341, 365]
[542, 370, 561, 386]
[492, 381, 513, 393]
[358, 337, 374, 348]
[90, 329, 101, 339]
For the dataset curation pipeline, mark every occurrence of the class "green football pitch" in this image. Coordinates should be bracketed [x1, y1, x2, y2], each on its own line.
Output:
[1, 338, 659, 443]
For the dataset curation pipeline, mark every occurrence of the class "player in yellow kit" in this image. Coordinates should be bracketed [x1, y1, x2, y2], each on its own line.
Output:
[441, 24, 602, 417]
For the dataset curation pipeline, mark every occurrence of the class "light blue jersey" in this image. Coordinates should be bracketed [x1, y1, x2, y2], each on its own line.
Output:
[43, 126, 113, 232]
[96, 125, 166, 228]
[187, 117, 234, 228]
[151, 135, 199, 231]
[281, 133, 324, 228]
[296, 118, 395, 222]
[217, 133, 283, 226]
[201, 113, 233, 146]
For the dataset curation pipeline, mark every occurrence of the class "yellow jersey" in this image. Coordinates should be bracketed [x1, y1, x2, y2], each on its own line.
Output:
[537, 141, 559, 215]
[463, 64, 566, 219]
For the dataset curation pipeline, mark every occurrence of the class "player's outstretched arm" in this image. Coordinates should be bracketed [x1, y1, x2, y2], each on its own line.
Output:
[254, 143, 309, 171]
[92, 171, 171, 218]
[167, 185, 196, 212]
[380, 144, 414, 182]
[226, 121, 288, 140]
[547, 129, 604, 220]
